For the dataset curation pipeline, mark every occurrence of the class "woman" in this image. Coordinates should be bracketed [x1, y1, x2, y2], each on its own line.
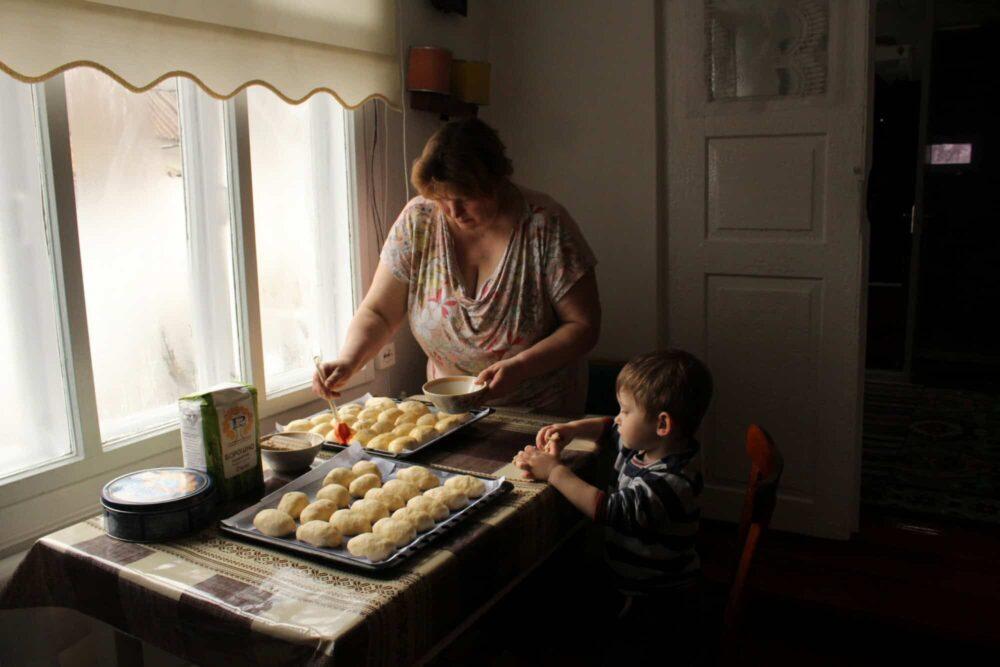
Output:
[313, 118, 600, 415]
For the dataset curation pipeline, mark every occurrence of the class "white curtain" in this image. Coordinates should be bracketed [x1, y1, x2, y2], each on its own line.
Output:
[0, 0, 400, 108]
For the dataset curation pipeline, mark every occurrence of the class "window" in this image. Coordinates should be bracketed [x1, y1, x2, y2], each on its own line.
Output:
[0, 69, 364, 501]
[0, 74, 76, 478]
[64, 70, 242, 444]
[247, 88, 356, 398]
[706, 0, 829, 101]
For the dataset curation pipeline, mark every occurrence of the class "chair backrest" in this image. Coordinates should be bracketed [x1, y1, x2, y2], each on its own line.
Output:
[724, 424, 783, 630]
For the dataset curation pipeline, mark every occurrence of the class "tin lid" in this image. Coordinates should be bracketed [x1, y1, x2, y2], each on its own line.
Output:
[101, 467, 214, 512]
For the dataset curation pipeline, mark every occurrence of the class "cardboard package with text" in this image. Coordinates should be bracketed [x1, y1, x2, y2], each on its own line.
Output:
[179, 383, 264, 504]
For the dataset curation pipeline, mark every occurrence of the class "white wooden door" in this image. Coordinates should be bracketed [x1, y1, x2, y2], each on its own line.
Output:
[664, 0, 871, 539]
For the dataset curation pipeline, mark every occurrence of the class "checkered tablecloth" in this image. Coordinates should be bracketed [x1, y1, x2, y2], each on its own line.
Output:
[1, 408, 600, 666]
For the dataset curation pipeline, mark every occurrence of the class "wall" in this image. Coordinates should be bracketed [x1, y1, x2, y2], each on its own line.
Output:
[397, 0, 492, 170]
[482, 0, 659, 362]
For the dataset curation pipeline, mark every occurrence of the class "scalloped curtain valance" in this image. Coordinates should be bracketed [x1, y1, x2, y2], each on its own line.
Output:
[0, 0, 400, 108]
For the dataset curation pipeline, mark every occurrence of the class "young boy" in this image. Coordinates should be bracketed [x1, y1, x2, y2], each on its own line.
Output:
[515, 349, 711, 661]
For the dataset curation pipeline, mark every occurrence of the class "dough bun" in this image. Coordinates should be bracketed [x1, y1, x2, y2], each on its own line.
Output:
[253, 509, 295, 537]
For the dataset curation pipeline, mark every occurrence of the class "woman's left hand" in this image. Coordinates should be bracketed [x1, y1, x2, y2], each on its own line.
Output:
[476, 357, 526, 400]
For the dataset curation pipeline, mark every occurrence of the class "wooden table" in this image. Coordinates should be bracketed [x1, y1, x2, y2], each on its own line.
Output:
[1, 408, 601, 666]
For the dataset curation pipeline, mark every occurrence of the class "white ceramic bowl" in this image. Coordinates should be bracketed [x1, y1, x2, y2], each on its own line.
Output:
[260, 431, 323, 474]
[422, 375, 488, 413]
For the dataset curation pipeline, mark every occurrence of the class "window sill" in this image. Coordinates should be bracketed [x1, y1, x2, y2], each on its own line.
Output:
[0, 362, 378, 505]
[0, 443, 181, 558]
[0, 426, 182, 506]
[0, 367, 387, 558]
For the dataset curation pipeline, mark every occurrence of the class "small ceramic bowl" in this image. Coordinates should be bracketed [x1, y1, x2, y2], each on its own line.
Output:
[422, 375, 488, 413]
[260, 431, 324, 474]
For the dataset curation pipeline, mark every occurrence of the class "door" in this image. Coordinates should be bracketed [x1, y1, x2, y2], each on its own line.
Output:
[664, 0, 872, 538]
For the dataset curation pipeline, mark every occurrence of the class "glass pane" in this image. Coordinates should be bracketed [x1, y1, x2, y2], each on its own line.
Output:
[64, 69, 239, 443]
[706, 0, 829, 101]
[248, 87, 353, 396]
[0, 73, 75, 478]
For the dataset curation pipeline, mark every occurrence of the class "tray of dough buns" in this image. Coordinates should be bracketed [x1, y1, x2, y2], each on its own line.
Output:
[280, 395, 492, 459]
[219, 444, 508, 571]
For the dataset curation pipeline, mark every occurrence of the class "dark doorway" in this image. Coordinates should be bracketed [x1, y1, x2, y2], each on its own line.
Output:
[912, 23, 1000, 384]
[865, 70, 921, 371]
[862, 1, 1000, 531]
[866, 0, 1000, 385]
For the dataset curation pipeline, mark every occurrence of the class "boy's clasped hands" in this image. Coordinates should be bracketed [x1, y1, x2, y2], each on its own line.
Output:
[513, 422, 576, 481]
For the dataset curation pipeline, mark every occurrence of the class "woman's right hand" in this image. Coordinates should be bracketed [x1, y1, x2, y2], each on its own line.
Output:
[312, 359, 356, 399]
[535, 422, 579, 455]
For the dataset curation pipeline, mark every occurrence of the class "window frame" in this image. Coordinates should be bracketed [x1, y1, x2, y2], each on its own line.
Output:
[233, 91, 375, 418]
[0, 74, 375, 555]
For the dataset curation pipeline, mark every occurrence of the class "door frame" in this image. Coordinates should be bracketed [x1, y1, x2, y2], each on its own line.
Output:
[902, 0, 934, 380]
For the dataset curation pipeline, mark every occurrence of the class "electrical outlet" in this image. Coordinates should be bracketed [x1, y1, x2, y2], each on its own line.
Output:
[374, 343, 396, 370]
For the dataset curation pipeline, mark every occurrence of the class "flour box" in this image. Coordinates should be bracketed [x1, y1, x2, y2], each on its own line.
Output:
[179, 383, 264, 503]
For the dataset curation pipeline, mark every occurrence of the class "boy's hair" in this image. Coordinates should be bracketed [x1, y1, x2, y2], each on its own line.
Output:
[411, 117, 513, 200]
[616, 349, 713, 437]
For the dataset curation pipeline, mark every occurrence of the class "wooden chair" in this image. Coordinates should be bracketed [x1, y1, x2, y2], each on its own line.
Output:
[724, 424, 783, 631]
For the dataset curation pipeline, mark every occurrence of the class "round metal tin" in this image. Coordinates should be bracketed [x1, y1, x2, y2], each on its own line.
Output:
[101, 467, 217, 542]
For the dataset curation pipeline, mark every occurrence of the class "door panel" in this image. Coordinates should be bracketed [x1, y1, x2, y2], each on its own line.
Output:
[707, 134, 826, 238]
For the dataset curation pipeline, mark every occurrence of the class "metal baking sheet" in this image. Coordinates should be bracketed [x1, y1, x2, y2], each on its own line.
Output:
[293, 396, 493, 459]
[219, 445, 508, 571]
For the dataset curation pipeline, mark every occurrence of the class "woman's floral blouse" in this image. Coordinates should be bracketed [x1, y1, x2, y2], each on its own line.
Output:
[380, 187, 597, 413]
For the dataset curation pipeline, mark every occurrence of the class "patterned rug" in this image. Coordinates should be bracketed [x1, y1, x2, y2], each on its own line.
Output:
[862, 380, 1000, 526]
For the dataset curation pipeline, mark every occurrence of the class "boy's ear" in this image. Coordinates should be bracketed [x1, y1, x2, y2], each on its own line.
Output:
[656, 412, 672, 437]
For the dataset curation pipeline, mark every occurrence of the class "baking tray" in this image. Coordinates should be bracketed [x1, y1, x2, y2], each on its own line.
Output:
[219, 445, 509, 571]
[294, 396, 493, 459]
